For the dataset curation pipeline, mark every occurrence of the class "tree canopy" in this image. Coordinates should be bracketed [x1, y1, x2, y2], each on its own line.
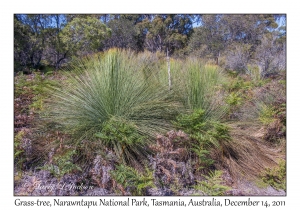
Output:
[14, 14, 285, 73]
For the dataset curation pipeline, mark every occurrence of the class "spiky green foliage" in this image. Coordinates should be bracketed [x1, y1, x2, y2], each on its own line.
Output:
[194, 170, 231, 195]
[110, 164, 155, 195]
[169, 59, 226, 119]
[45, 49, 180, 165]
[223, 77, 252, 93]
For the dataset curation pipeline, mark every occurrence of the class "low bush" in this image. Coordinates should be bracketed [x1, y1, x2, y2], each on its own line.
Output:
[194, 170, 231, 195]
[259, 105, 277, 125]
[40, 149, 82, 178]
[110, 164, 155, 195]
[14, 130, 26, 170]
[174, 109, 231, 169]
[94, 117, 147, 164]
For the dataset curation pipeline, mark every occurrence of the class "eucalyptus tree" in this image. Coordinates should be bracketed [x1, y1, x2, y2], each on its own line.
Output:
[141, 15, 195, 54]
[103, 18, 139, 50]
[59, 16, 111, 57]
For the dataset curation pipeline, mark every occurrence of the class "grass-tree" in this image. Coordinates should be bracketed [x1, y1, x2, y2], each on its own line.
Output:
[45, 49, 180, 166]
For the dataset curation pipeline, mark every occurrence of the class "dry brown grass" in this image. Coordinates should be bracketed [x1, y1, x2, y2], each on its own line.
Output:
[212, 123, 284, 181]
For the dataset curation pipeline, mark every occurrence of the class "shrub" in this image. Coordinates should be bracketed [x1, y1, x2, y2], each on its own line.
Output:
[15, 72, 58, 112]
[94, 117, 147, 164]
[40, 149, 82, 178]
[225, 92, 242, 107]
[194, 170, 231, 195]
[45, 49, 180, 165]
[259, 105, 277, 125]
[224, 92, 242, 119]
[110, 164, 155, 195]
[174, 109, 231, 169]
[260, 159, 286, 191]
[223, 76, 255, 93]
[14, 130, 26, 170]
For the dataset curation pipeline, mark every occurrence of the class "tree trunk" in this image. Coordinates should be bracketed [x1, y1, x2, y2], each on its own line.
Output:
[55, 52, 68, 70]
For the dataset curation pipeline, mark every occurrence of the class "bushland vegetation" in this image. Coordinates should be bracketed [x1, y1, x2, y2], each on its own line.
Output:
[14, 14, 286, 196]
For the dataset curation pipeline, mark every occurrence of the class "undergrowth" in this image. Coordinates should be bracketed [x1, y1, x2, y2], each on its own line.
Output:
[94, 117, 147, 164]
[110, 164, 155, 195]
[15, 72, 58, 112]
[259, 159, 286, 191]
[40, 149, 82, 178]
[14, 130, 26, 170]
[194, 170, 231, 195]
[14, 49, 286, 196]
[174, 109, 231, 169]
[45, 49, 180, 166]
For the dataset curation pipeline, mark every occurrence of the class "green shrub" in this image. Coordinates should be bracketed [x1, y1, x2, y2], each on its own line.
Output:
[226, 70, 238, 78]
[260, 160, 286, 191]
[225, 92, 242, 107]
[174, 109, 231, 168]
[94, 117, 147, 164]
[259, 105, 277, 125]
[277, 103, 286, 126]
[14, 130, 26, 170]
[223, 78, 245, 92]
[110, 164, 155, 195]
[40, 149, 82, 178]
[194, 170, 230, 195]
[223, 76, 260, 94]
[173, 109, 209, 134]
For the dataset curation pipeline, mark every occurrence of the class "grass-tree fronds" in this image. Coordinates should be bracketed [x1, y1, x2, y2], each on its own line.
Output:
[169, 58, 227, 120]
[45, 49, 180, 165]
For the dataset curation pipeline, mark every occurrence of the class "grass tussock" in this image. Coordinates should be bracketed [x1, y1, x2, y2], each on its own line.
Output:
[169, 58, 227, 120]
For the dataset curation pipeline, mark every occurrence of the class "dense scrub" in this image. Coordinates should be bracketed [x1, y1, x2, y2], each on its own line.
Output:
[14, 49, 286, 196]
